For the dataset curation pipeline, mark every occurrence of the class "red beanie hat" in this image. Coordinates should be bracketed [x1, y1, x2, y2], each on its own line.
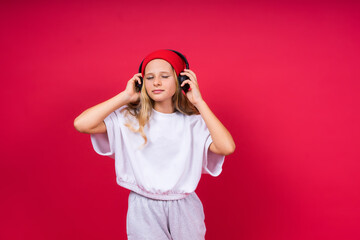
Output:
[141, 49, 186, 77]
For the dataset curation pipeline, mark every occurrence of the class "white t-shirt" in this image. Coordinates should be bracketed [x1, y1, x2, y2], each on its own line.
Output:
[90, 106, 225, 200]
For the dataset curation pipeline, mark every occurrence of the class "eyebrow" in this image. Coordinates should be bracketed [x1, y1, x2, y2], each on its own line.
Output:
[145, 71, 170, 76]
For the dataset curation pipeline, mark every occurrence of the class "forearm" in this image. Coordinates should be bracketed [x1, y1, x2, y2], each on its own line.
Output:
[74, 91, 130, 132]
[195, 100, 235, 155]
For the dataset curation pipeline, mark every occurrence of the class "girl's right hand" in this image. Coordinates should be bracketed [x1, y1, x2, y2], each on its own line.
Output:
[123, 73, 142, 103]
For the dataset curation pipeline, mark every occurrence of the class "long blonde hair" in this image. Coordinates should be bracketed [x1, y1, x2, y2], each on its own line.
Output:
[121, 67, 199, 145]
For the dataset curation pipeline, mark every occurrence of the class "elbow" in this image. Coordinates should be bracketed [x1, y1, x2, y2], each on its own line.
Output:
[74, 118, 86, 133]
[212, 141, 236, 156]
[74, 118, 81, 132]
[223, 143, 236, 156]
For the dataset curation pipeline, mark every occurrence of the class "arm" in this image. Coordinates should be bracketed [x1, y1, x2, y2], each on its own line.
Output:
[195, 100, 235, 156]
[73, 73, 142, 134]
[180, 69, 236, 156]
[74, 92, 130, 134]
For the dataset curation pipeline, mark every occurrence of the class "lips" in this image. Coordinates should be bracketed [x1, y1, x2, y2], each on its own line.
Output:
[152, 90, 164, 94]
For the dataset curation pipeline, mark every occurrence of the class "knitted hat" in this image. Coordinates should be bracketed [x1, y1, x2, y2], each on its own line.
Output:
[141, 49, 186, 77]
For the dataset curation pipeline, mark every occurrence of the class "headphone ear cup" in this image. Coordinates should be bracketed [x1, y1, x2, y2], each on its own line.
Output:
[178, 73, 190, 93]
[136, 76, 143, 92]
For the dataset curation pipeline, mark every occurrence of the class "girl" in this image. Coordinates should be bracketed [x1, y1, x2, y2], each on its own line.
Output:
[74, 49, 235, 240]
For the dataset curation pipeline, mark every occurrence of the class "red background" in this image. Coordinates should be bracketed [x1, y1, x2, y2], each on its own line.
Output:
[1, 1, 359, 239]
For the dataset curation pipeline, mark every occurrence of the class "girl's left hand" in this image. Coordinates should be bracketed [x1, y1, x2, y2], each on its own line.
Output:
[180, 69, 204, 106]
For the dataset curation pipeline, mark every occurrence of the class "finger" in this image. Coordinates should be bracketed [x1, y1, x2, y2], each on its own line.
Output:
[132, 76, 142, 84]
[183, 69, 197, 79]
[181, 71, 197, 83]
[180, 71, 192, 80]
[134, 73, 143, 79]
[181, 79, 195, 88]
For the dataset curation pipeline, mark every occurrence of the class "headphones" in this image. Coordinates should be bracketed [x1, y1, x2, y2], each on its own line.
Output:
[136, 49, 190, 93]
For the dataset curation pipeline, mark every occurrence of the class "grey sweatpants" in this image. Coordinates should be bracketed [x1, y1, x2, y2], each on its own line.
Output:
[126, 191, 206, 240]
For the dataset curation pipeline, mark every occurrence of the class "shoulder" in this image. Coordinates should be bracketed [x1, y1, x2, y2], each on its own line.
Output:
[113, 105, 138, 119]
[114, 105, 127, 115]
[190, 113, 203, 122]
[182, 113, 210, 137]
[179, 112, 204, 127]
[109, 105, 137, 124]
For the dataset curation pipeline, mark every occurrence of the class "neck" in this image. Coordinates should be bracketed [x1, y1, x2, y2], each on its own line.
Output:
[154, 100, 174, 113]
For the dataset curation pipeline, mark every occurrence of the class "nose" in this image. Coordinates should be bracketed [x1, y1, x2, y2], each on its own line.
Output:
[153, 76, 161, 86]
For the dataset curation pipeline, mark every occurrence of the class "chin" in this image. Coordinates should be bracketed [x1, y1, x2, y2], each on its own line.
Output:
[150, 96, 168, 102]
[149, 93, 171, 102]
[147, 89, 176, 102]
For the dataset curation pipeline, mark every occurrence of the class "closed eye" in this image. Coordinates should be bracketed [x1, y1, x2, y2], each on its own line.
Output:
[146, 76, 169, 80]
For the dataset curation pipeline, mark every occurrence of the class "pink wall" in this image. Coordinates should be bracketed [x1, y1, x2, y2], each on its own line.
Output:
[1, 1, 359, 239]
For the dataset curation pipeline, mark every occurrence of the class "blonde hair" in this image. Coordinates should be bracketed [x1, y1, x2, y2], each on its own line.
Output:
[121, 67, 199, 146]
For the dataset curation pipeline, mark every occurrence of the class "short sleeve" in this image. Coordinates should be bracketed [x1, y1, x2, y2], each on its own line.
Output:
[192, 115, 225, 176]
[90, 107, 125, 159]
[202, 134, 225, 176]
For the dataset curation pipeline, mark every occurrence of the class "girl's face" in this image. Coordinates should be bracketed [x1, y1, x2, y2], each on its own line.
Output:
[144, 59, 177, 104]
